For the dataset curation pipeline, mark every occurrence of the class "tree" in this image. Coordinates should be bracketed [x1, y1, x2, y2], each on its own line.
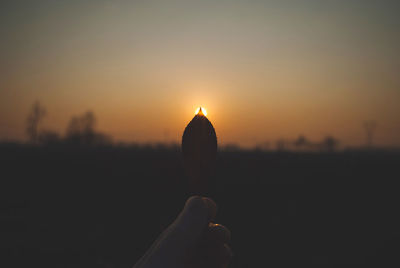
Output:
[293, 135, 309, 151]
[66, 111, 96, 144]
[321, 136, 339, 152]
[26, 101, 46, 144]
[65, 111, 111, 145]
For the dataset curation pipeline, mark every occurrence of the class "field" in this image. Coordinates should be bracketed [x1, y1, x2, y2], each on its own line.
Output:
[1, 143, 400, 267]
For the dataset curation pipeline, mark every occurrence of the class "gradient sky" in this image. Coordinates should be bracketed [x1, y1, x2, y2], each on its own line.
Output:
[1, 0, 399, 147]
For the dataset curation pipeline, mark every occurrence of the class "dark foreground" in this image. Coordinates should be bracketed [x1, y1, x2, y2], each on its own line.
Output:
[1, 143, 400, 267]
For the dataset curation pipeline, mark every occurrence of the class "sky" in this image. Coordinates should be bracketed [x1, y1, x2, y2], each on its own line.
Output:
[1, 0, 399, 148]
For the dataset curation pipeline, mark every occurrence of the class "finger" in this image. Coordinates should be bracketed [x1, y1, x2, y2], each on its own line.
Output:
[220, 244, 233, 268]
[219, 244, 233, 268]
[197, 242, 233, 268]
[207, 223, 231, 243]
[213, 243, 233, 268]
[173, 196, 212, 241]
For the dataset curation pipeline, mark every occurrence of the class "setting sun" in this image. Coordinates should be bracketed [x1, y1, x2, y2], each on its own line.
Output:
[195, 107, 207, 116]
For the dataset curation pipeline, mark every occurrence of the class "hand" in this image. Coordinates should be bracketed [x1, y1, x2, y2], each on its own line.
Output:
[133, 196, 232, 268]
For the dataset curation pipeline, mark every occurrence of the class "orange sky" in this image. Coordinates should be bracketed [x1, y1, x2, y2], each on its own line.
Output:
[1, 1, 400, 147]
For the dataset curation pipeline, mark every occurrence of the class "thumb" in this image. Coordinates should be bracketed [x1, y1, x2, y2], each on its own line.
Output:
[151, 196, 216, 264]
[172, 196, 217, 245]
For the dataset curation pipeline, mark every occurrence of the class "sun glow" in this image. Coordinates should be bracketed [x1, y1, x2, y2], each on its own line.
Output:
[195, 107, 207, 116]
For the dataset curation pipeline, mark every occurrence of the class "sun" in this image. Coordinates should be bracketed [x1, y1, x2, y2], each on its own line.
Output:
[195, 107, 207, 116]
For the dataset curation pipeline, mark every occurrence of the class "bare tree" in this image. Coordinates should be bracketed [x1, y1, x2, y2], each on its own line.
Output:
[364, 121, 377, 148]
[26, 101, 46, 144]
[66, 111, 96, 144]
[66, 111, 111, 145]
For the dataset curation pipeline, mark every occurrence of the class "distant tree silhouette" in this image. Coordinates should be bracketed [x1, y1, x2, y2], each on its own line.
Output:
[364, 121, 377, 148]
[65, 111, 111, 145]
[66, 111, 95, 143]
[293, 135, 309, 151]
[320, 136, 339, 152]
[26, 101, 46, 144]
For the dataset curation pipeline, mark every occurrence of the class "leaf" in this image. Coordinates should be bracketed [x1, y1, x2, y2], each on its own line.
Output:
[182, 108, 217, 194]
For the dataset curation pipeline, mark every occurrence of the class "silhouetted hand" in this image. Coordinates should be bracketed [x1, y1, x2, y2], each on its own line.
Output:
[133, 196, 232, 268]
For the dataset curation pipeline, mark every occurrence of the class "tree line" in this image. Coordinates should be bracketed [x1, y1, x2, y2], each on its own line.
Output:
[26, 101, 111, 145]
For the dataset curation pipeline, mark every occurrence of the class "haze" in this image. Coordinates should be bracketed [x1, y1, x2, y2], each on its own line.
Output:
[1, 0, 399, 147]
